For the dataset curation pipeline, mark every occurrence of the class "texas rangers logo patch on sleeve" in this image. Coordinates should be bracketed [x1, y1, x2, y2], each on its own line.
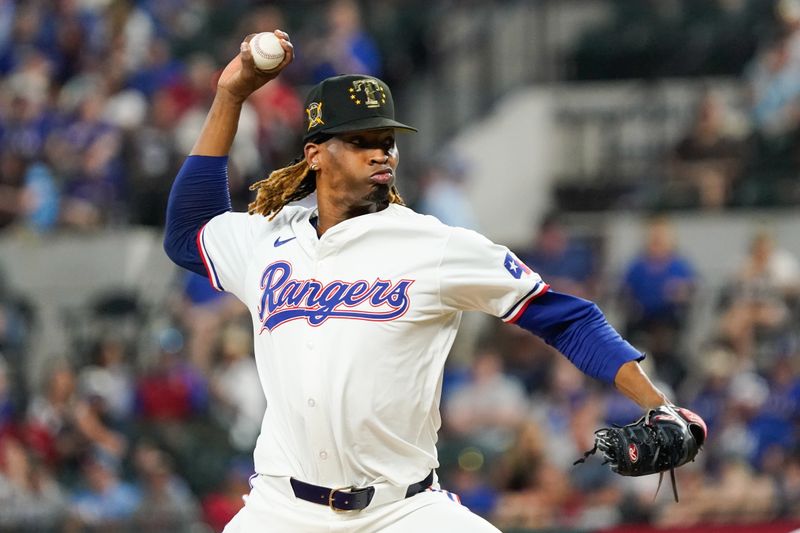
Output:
[504, 252, 531, 279]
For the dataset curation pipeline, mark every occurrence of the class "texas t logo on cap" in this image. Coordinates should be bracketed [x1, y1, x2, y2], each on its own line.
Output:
[349, 79, 386, 108]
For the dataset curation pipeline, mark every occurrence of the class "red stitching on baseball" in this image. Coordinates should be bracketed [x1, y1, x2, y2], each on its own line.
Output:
[253, 35, 284, 60]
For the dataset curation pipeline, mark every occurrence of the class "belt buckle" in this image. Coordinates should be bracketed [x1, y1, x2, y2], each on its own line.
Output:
[328, 486, 357, 513]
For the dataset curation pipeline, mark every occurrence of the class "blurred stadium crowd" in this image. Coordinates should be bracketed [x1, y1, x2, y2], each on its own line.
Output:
[0, 0, 433, 233]
[1, 0, 800, 532]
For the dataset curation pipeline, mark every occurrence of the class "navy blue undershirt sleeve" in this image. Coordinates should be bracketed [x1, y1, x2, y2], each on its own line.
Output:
[163, 155, 232, 277]
[514, 290, 644, 384]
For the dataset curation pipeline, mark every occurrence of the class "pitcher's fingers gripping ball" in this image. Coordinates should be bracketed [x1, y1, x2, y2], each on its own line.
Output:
[575, 405, 707, 501]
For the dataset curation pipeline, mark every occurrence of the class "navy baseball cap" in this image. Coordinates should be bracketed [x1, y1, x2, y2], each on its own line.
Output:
[302, 74, 417, 143]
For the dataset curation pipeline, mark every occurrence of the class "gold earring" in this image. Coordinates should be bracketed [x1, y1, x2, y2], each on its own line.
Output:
[311, 162, 319, 170]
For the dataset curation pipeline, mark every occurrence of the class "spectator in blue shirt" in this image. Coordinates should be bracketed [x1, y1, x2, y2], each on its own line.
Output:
[304, 0, 382, 83]
[620, 216, 697, 388]
[518, 212, 598, 300]
[68, 450, 141, 529]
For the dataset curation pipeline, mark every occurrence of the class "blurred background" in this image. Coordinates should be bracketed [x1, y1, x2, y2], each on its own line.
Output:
[1, 0, 800, 531]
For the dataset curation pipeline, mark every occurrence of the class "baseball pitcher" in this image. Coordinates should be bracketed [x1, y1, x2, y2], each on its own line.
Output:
[163, 31, 706, 532]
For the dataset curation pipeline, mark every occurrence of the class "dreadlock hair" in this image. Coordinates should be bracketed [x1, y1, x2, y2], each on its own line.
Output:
[248, 140, 406, 220]
[248, 159, 316, 219]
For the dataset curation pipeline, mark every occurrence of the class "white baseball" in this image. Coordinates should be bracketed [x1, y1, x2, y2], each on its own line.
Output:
[250, 32, 285, 71]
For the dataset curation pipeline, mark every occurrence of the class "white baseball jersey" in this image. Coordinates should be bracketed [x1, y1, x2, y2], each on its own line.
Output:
[197, 204, 547, 490]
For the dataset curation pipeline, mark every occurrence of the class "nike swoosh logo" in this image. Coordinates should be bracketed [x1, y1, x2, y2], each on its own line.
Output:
[273, 236, 296, 247]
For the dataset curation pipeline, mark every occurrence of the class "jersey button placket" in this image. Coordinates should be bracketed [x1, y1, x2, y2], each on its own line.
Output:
[302, 254, 336, 475]
[302, 322, 316, 409]
[305, 340, 335, 473]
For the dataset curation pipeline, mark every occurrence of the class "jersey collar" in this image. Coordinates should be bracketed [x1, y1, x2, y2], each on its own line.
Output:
[290, 205, 400, 257]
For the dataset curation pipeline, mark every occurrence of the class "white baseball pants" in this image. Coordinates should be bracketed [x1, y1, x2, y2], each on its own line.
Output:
[223, 474, 501, 532]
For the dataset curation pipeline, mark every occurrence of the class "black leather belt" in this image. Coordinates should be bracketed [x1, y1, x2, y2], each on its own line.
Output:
[289, 470, 434, 512]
